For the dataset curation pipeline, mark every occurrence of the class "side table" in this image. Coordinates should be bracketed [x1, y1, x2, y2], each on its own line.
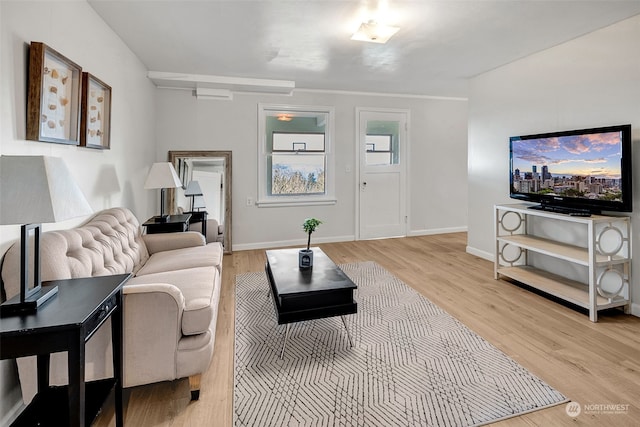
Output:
[143, 213, 191, 234]
[187, 211, 208, 238]
[0, 273, 130, 427]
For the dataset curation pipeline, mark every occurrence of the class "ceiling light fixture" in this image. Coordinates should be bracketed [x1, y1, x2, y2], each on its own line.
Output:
[351, 20, 399, 44]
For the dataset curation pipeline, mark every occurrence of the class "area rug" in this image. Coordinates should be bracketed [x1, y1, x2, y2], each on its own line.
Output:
[234, 261, 567, 426]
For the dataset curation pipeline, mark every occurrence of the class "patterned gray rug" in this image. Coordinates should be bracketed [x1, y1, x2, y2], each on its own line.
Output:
[234, 261, 567, 426]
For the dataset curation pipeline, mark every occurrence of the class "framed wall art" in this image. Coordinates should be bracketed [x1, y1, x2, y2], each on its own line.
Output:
[26, 41, 82, 144]
[80, 72, 111, 149]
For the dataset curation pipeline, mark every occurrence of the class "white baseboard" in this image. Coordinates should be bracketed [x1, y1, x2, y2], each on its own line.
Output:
[407, 226, 467, 237]
[232, 235, 355, 252]
[234, 228, 468, 251]
[465, 245, 494, 262]
[629, 302, 640, 318]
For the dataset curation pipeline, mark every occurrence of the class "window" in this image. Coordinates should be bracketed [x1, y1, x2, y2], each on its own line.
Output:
[366, 134, 393, 165]
[365, 120, 400, 166]
[258, 104, 335, 206]
[272, 132, 325, 195]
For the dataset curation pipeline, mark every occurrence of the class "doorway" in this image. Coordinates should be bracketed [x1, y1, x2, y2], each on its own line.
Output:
[356, 108, 409, 240]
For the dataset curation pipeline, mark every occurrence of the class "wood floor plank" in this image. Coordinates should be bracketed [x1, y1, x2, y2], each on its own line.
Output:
[93, 234, 640, 426]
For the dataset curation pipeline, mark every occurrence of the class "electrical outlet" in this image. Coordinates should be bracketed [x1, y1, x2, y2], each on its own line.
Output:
[246, 197, 254, 206]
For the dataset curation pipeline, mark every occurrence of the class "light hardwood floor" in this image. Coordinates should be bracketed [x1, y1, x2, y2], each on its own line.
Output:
[95, 233, 640, 426]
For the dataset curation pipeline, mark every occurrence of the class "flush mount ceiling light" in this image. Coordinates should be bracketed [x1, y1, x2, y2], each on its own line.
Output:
[351, 20, 399, 44]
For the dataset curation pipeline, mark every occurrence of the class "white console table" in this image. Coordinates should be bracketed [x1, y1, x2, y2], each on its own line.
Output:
[494, 203, 631, 322]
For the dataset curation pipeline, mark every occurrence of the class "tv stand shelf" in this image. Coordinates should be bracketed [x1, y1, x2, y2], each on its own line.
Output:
[494, 203, 631, 322]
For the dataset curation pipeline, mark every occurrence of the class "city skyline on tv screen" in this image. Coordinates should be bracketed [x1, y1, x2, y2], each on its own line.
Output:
[512, 131, 623, 180]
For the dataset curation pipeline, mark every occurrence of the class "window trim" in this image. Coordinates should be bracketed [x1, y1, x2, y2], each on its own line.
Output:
[257, 103, 336, 207]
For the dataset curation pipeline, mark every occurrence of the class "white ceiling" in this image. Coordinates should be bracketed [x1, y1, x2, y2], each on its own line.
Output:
[88, 0, 640, 98]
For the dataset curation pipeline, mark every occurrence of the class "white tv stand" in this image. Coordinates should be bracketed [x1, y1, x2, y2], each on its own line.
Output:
[494, 203, 631, 322]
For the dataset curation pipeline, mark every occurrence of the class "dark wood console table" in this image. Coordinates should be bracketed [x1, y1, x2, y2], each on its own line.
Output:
[0, 274, 130, 427]
[143, 213, 191, 234]
[187, 211, 208, 238]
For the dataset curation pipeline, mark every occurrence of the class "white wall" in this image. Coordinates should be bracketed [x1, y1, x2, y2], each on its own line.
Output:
[0, 1, 158, 253]
[467, 16, 640, 313]
[155, 89, 468, 250]
[0, 1, 157, 422]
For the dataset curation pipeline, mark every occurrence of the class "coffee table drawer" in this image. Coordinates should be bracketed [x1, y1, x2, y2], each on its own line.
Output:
[278, 288, 353, 311]
[275, 300, 357, 324]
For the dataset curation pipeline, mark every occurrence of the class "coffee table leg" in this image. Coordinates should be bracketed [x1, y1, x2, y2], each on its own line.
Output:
[280, 324, 290, 359]
[341, 316, 354, 348]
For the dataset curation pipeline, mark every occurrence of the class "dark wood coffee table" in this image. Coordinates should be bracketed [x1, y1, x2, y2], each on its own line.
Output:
[265, 247, 357, 358]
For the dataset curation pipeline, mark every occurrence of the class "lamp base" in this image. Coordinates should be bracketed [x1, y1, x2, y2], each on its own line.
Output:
[0, 284, 59, 317]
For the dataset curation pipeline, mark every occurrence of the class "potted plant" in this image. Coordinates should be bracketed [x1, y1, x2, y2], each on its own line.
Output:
[299, 218, 322, 268]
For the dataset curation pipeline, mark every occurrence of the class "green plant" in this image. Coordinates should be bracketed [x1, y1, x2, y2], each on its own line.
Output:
[302, 218, 322, 250]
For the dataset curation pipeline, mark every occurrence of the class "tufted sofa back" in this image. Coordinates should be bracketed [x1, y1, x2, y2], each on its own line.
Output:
[1, 207, 149, 301]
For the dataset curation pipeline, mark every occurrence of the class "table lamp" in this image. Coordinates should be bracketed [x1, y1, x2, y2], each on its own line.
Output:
[184, 180, 203, 212]
[0, 155, 93, 316]
[144, 162, 182, 222]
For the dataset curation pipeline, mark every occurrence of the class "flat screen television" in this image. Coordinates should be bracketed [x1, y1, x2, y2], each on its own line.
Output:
[510, 124, 632, 214]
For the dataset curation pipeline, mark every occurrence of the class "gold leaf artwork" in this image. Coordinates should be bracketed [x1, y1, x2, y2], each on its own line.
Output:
[49, 86, 57, 94]
[48, 104, 57, 110]
[60, 98, 69, 106]
[61, 76, 68, 85]
[47, 120, 56, 129]
[51, 69, 59, 79]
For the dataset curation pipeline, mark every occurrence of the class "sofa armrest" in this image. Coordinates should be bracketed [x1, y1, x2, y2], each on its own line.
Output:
[122, 283, 186, 387]
[142, 231, 205, 254]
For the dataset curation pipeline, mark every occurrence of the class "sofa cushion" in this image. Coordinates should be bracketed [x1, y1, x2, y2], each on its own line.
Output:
[142, 232, 205, 255]
[127, 266, 219, 336]
[135, 243, 222, 277]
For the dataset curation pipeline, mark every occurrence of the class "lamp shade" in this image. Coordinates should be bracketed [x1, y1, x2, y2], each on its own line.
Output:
[144, 162, 182, 189]
[184, 180, 203, 196]
[0, 155, 93, 225]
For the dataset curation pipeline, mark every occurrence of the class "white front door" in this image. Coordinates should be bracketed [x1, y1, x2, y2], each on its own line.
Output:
[357, 109, 408, 240]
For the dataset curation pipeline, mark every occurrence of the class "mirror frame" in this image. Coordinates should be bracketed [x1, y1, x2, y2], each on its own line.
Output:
[168, 150, 232, 254]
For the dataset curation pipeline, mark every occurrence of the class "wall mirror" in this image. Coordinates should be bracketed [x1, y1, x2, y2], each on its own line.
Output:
[168, 150, 232, 254]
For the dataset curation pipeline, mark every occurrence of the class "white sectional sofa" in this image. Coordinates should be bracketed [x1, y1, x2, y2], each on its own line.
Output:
[0, 207, 222, 403]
